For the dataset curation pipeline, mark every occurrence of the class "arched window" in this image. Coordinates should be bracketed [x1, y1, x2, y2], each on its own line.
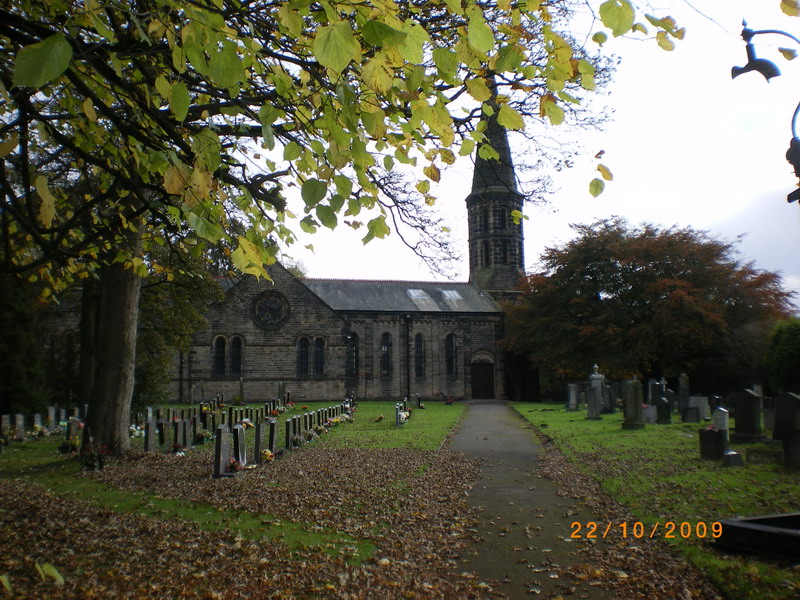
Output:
[445, 333, 457, 378]
[313, 337, 325, 376]
[495, 206, 506, 231]
[481, 240, 491, 267]
[212, 337, 226, 377]
[414, 333, 425, 379]
[297, 337, 310, 377]
[346, 333, 359, 378]
[229, 336, 243, 377]
[380, 332, 393, 379]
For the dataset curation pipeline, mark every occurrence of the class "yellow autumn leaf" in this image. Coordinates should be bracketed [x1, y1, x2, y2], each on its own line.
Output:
[83, 97, 97, 122]
[34, 174, 56, 227]
[163, 163, 189, 195]
[466, 78, 492, 102]
[423, 164, 441, 182]
[780, 47, 798, 61]
[597, 163, 613, 181]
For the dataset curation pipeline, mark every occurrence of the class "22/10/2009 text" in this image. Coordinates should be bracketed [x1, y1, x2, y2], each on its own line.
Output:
[570, 521, 723, 539]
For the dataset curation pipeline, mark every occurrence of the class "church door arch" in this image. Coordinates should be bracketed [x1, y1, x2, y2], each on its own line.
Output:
[470, 352, 495, 399]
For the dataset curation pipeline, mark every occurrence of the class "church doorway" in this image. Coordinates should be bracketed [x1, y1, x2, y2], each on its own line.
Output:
[470, 355, 495, 399]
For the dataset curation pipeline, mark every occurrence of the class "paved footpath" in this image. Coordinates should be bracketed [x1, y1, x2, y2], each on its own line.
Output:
[447, 399, 614, 600]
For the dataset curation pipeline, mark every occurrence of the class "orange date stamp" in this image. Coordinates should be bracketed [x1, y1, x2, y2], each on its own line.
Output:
[570, 521, 723, 540]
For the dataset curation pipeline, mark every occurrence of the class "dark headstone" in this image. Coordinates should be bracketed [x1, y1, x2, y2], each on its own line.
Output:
[722, 451, 744, 467]
[731, 389, 767, 443]
[783, 430, 800, 470]
[773, 392, 800, 441]
[144, 421, 157, 452]
[268, 419, 276, 453]
[232, 424, 247, 467]
[621, 379, 645, 430]
[656, 397, 671, 425]
[699, 428, 726, 460]
[254, 422, 265, 464]
[212, 426, 236, 478]
[683, 406, 700, 423]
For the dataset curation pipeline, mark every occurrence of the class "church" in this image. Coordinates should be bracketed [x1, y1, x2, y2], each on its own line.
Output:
[169, 117, 527, 404]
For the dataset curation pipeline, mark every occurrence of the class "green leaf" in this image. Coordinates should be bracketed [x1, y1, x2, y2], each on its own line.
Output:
[187, 212, 225, 241]
[13, 33, 73, 88]
[170, 82, 190, 121]
[362, 21, 407, 47]
[432, 48, 458, 79]
[589, 178, 605, 197]
[313, 21, 360, 73]
[0, 135, 18, 158]
[40, 564, 64, 586]
[0, 574, 11, 593]
[301, 179, 327, 207]
[191, 129, 222, 172]
[497, 104, 524, 130]
[592, 31, 608, 45]
[208, 43, 245, 88]
[362, 215, 390, 243]
[599, 0, 635, 37]
[316, 204, 337, 229]
[467, 6, 494, 53]
[466, 78, 492, 102]
[284, 141, 303, 161]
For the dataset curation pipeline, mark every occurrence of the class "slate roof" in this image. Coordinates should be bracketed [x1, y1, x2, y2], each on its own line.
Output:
[302, 279, 502, 314]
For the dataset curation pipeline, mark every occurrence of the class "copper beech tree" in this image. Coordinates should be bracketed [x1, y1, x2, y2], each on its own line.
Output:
[0, 0, 688, 453]
[503, 218, 796, 390]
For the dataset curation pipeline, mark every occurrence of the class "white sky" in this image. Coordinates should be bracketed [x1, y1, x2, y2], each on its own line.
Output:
[283, 1, 800, 303]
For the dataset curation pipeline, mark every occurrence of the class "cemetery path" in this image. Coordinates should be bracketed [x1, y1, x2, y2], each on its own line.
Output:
[447, 399, 615, 600]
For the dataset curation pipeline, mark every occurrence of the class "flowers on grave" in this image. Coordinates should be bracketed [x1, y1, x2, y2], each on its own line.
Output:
[228, 457, 243, 472]
[202, 405, 210, 413]
[301, 405, 309, 411]
[271, 409, 280, 417]
[339, 413, 354, 423]
[304, 429, 319, 443]
[374, 415, 384, 423]
[314, 425, 328, 436]
[419, 403, 426, 409]
[287, 401, 295, 409]
[261, 449, 275, 462]
[129, 424, 144, 438]
[241, 419, 254, 429]
[197, 429, 213, 443]
[291, 434, 305, 446]
[398, 411, 410, 425]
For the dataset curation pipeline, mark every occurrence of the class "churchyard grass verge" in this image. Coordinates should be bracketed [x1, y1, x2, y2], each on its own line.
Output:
[0, 437, 374, 565]
[512, 403, 800, 600]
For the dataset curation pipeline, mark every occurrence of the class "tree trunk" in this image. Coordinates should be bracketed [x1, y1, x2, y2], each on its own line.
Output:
[78, 278, 99, 409]
[82, 260, 142, 455]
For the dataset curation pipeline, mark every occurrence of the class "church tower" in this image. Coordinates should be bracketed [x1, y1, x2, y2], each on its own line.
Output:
[466, 108, 525, 295]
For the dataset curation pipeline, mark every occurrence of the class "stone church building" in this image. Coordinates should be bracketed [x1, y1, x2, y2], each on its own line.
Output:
[170, 117, 526, 403]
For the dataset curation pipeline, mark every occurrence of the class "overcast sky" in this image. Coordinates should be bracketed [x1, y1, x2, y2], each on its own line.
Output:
[284, 1, 800, 302]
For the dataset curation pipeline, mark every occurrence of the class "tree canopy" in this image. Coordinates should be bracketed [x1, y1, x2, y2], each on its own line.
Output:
[0, 0, 688, 293]
[503, 218, 795, 389]
[765, 317, 800, 393]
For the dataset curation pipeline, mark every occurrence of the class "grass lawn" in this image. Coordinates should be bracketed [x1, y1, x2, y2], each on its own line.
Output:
[0, 400, 474, 598]
[511, 402, 800, 600]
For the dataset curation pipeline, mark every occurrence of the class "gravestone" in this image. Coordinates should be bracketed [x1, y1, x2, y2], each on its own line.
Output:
[642, 404, 657, 424]
[254, 422, 265, 464]
[212, 426, 237, 478]
[232, 425, 247, 467]
[763, 408, 776, 436]
[783, 431, 800, 470]
[144, 421, 157, 452]
[688, 396, 709, 421]
[731, 389, 767, 443]
[46, 407, 56, 426]
[13, 415, 25, 440]
[268, 419, 276, 453]
[183, 420, 193, 449]
[678, 373, 690, 417]
[285, 419, 292, 450]
[773, 392, 800, 441]
[567, 384, 579, 412]
[699, 428, 726, 460]
[58, 408, 67, 423]
[621, 379, 645, 430]
[656, 397, 671, 425]
[589, 365, 612, 413]
[683, 406, 700, 423]
[647, 379, 660, 405]
[1, 414, 10, 433]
